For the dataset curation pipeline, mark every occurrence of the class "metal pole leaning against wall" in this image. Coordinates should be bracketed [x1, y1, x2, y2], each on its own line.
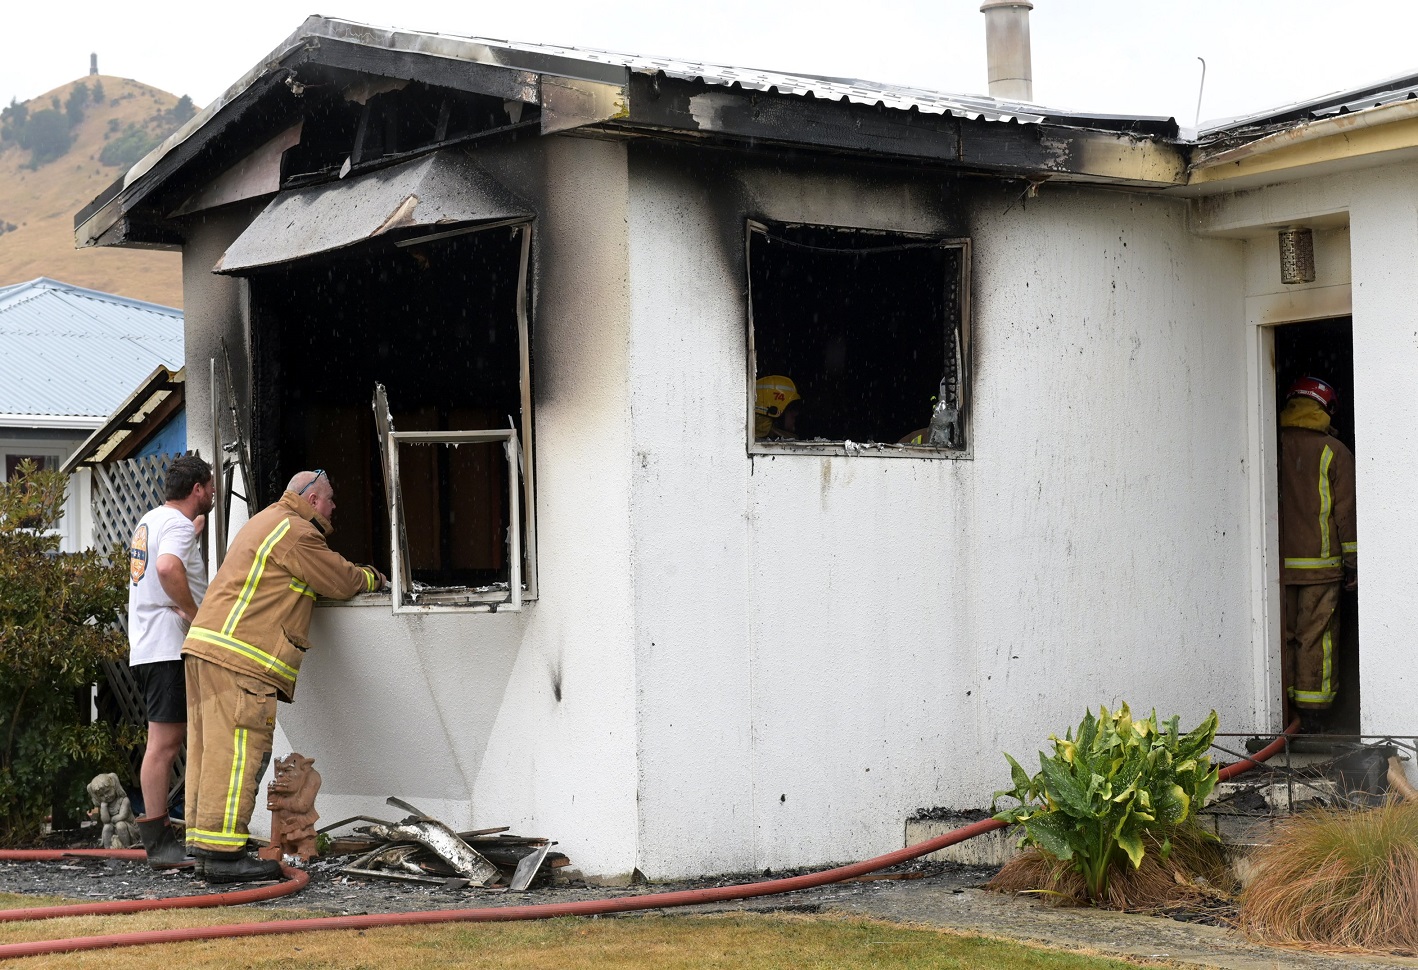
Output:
[209, 358, 225, 569]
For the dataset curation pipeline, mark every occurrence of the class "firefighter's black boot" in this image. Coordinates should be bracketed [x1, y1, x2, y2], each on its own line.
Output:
[192, 846, 282, 883]
[135, 816, 196, 870]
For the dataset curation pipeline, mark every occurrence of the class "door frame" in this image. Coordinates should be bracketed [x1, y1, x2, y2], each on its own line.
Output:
[1245, 282, 1353, 731]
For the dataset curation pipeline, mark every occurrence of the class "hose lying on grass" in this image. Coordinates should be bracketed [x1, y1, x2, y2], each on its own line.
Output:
[0, 719, 1299, 960]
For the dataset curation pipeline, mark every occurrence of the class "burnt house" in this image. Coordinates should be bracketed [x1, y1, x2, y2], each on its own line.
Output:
[74, 15, 1416, 880]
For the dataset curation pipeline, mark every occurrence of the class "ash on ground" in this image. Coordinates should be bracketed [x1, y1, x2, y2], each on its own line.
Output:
[0, 851, 994, 917]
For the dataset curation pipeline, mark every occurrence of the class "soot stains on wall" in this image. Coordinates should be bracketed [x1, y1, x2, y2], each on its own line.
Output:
[248, 226, 526, 585]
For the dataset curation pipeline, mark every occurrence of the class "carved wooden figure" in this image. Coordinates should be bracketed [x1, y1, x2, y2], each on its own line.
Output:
[257, 753, 322, 862]
[86, 772, 139, 849]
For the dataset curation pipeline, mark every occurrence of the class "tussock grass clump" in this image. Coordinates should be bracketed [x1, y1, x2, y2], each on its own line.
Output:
[1239, 799, 1418, 954]
[988, 825, 1235, 911]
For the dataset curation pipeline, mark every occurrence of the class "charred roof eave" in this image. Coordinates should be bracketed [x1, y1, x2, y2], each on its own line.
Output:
[612, 74, 1188, 188]
[75, 18, 549, 250]
[76, 15, 1193, 249]
[1163, 95, 1418, 199]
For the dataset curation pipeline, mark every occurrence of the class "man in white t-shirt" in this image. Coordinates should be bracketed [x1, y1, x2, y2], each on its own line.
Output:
[127, 454, 214, 870]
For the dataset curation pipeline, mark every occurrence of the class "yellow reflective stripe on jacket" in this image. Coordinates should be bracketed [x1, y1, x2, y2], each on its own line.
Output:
[221, 519, 290, 635]
[1284, 556, 1342, 569]
[289, 579, 316, 600]
[1316, 445, 1334, 559]
[1342, 541, 1358, 554]
[362, 567, 378, 592]
[187, 625, 298, 683]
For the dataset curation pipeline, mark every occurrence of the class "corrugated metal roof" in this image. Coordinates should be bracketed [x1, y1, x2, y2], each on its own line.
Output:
[78, 17, 1187, 246]
[1200, 71, 1418, 141]
[322, 21, 1177, 131]
[478, 35, 1053, 123]
[0, 278, 182, 424]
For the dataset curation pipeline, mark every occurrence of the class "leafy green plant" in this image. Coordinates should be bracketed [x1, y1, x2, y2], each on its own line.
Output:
[992, 703, 1220, 903]
[1239, 799, 1418, 953]
[0, 461, 135, 845]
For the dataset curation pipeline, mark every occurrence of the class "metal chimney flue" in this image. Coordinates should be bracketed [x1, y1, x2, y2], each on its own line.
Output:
[981, 0, 1033, 102]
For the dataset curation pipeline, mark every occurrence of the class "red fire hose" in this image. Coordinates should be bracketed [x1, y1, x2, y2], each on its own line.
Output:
[0, 719, 1298, 960]
[0, 850, 308, 922]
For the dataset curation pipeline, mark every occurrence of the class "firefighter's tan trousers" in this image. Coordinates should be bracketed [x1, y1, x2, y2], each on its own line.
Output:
[183, 656, 277, 853]
[1283, 582, 1341, 710]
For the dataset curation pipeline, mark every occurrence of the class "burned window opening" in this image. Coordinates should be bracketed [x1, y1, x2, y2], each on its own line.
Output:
[376, 408, 527, 613]
[248, 222, 536, 605]
[282, 79, 539, 187]
[747, 221, 970, 455]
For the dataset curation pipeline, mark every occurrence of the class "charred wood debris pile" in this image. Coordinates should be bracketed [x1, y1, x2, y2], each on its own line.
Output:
[318, 797, 568, 891]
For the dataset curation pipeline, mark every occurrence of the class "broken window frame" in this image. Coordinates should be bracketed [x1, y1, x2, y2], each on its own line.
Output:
[383, 426, 525, 614]
[743, 219, 972, 459]
[371, 219, 539, 613]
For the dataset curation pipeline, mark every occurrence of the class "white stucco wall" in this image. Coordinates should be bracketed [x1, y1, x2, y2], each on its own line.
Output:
[624, 154, 1255, 877]
[276, 137, 644, 879]
[176, 137, 1263, 882]
[176, 139, 644, 880]
[1198, 160, 1418, 746]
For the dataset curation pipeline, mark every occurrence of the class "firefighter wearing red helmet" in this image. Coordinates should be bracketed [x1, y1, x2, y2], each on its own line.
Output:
[1278, 375, 1357, 731]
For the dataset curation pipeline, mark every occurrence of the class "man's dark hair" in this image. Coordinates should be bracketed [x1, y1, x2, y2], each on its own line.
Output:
[164, 454, 213, 502]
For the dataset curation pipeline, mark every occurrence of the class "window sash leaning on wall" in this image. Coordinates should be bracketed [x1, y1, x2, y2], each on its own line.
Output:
[383, 427, 525, 614]
[744, 219, 972, 459]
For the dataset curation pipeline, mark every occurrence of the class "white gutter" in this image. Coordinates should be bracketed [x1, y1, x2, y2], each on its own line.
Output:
[0, 414, 106, 431]
[1193, 96, 1418, 172]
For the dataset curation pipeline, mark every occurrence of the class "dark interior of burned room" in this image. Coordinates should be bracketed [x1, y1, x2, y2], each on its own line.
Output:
[1274, 316, 1358, 735]
[748, 224, 962, 446]
[248, 226, 526, 587]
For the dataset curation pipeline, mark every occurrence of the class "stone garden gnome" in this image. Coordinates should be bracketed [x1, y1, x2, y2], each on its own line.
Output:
[87, 773, 139, 849]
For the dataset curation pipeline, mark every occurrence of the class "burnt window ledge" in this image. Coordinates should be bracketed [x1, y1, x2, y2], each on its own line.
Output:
[749, 440, 973, 460]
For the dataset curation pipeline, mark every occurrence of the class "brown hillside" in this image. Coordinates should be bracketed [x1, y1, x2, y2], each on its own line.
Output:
[0, 76, 183, 308]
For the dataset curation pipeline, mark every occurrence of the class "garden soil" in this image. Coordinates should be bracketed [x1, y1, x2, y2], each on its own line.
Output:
[3, 854, 1417, 969]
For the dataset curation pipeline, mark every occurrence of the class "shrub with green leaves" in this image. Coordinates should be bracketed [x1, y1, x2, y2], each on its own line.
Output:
[0, 461, 135, 845]
[992, 703, 1220, 902]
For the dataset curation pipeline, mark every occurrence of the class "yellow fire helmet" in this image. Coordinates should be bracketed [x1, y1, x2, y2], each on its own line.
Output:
[755, 375, 801, 418]
[755, 375, 801, 438]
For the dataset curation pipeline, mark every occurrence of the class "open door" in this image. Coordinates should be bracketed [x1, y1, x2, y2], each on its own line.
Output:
[1274, 317, 1358, 734]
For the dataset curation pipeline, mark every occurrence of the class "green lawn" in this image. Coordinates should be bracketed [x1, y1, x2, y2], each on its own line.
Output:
[0, 898, 1173, 969]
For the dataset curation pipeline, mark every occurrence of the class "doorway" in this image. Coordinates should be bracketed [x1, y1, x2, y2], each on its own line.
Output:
[1273, 317, 1358, 734]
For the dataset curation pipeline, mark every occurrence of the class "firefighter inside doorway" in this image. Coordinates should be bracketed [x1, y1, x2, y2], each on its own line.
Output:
[1278, 375, 1357, 733]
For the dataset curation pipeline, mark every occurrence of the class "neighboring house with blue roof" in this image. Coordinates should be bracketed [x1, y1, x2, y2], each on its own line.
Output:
[0, 278, 183, 552]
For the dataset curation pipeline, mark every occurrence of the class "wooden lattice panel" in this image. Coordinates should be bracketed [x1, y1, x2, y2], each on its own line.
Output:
[91, 453, 174, 554]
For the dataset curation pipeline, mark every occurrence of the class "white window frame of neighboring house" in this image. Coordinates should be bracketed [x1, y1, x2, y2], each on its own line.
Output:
[744, 219, 972, 459]
[0, 446, 77, 548]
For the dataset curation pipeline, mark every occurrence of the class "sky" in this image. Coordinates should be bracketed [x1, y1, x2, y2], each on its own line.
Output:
[5, 1, 1418, 128]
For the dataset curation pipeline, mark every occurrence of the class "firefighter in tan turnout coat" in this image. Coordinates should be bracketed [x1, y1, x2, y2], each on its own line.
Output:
[182, 470, 384, 882]
[1278, 377, 1357, 727]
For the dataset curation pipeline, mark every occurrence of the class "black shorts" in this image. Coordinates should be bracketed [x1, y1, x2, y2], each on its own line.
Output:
[133, 659, 186, 724]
